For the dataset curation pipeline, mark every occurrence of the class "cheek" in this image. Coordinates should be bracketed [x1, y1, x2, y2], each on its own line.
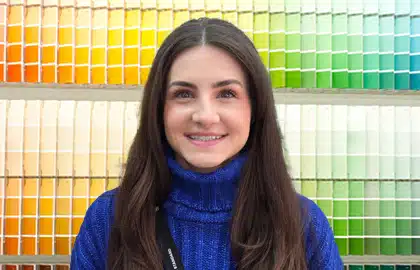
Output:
[164, 105, 185, 137]
[229, 106, 252, 137]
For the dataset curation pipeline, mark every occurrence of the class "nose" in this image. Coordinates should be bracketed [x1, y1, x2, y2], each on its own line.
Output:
[191, 102, 220, 127]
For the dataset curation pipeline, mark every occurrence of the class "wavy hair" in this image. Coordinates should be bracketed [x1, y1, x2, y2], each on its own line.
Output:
[107, 17, 307, 269]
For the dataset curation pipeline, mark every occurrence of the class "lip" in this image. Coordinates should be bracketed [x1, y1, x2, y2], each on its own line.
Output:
[185, 132, 226, 136]
[185, 134, 227, 147]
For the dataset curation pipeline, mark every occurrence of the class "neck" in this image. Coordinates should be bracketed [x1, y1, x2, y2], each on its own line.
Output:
[164, 150, 247, 223]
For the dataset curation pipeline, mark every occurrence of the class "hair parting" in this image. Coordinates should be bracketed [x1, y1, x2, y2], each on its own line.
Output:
[107, 18, 308, 270]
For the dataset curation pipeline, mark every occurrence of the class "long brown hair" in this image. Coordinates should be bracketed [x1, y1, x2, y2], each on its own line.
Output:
[107, 18, 307, 269]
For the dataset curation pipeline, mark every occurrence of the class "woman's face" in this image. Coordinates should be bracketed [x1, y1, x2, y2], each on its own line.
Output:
[164, 45, 252, 173]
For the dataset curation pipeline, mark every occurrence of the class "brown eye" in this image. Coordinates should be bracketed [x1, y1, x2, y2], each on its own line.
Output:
[218, 89, 236, 98]
[174, 90, 193, 99]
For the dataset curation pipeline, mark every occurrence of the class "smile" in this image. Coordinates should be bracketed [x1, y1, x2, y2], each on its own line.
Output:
[185, 134, 227, 147]
[187, 135, 224, 141]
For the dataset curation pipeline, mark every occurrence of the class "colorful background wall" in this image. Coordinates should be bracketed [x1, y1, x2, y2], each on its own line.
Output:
[0, 0, 419, 269]
[0, 0, 420, 90]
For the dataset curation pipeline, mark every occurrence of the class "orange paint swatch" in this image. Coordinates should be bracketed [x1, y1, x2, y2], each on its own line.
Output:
[5, 218, 19, 235]
[75, 66, 89, 84]
[72, 218, 84, 235]
[7, 26, 22, 43]
[7, 45, 21, 62]
[25, 27, 39, 45]
[39, 237, 53, 255]
[25, 45, 40, 64]
[39, 198, 53, 215]
[140, 67, 150, 84]
[58, 66, 73, 83]
[25, 65, 39, 83]
[22, 218, 36, 235]
[73, 178, 88, 196]
[58, 47, 73, 64]
[0, 64, 4, 81]
[39, 218, 53, 235]
[5, 237, 19, 255]
[56, 217, 70, 235]
[42, 46, 56, 64]
[22, 237, 36, 255]
[7, 64, 22, 82]
[124, 66, 139, 85]
[6, 198, 19, 216]
[56, 237, 70, 255]
[58, 28, 73, 45]
[72, 198, 87, 215]
[89, 179, 105, 197]
[56, 198, 70, 215]
[108, 67, 122, 84]
[22, 198, 37, 215]
[42, 65, 55, 83]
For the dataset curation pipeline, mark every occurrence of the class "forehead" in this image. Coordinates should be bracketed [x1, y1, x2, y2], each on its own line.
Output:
[168, 45, 246, 84]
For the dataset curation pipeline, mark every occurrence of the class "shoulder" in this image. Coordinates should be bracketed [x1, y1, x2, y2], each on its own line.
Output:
[70, 188, 118, 270]
[82, 188, 118, 226]
[90, 188, 118, 214]
[298, 194, 329, 230]
[298, 194, 344, 270]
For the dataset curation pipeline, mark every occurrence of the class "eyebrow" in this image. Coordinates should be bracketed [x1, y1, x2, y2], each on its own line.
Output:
[168, 79, 244, 89]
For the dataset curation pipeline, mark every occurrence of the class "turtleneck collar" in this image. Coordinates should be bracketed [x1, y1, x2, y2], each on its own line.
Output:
[163, 149, 247, 223]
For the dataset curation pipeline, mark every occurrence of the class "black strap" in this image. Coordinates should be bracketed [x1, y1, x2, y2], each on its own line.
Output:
[156, 207, 185, 270]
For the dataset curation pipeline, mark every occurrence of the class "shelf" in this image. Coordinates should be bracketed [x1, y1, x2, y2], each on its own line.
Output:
[1, 83, 420, 106]
[0, 255, 418, 265]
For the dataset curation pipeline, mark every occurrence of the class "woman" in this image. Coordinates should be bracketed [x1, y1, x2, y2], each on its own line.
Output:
[71, 18, 343, 269]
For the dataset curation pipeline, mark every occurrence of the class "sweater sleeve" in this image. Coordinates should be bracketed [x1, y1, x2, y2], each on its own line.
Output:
[70, 190, 116, 270]
[301, 196, 344, 270]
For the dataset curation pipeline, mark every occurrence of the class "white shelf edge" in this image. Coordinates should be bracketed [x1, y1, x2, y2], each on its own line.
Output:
[1, 83, 420, 106]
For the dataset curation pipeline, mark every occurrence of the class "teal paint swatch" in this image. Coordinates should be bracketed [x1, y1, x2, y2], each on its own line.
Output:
[250, 2, 420, 89]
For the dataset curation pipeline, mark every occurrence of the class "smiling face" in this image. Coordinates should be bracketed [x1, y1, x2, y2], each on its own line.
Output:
[163, 45, 252, 173]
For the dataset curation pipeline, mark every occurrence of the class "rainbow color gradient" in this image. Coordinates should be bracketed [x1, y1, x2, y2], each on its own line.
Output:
[0, 0, 419, 268]
[0, 100, 419, 259]
[0, 0, 419, 89]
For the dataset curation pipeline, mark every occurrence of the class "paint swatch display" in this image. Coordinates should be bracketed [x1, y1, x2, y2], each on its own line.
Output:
[0, 100, 138, 256]
[0, 0, 420, 89]
[0, 100, 419, 258]
[277, 104, 420, 256]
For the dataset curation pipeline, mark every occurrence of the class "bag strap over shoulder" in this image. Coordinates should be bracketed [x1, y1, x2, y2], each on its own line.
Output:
[156, 206, 185, 270]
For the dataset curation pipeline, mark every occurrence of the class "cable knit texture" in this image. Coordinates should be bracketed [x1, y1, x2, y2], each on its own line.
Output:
[71, 152, 343, 270]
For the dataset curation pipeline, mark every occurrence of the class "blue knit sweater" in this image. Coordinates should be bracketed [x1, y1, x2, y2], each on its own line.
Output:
[71, 153, 343, 269]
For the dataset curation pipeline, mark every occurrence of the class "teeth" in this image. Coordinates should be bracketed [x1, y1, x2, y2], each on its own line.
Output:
[189, 135, 223, 141]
